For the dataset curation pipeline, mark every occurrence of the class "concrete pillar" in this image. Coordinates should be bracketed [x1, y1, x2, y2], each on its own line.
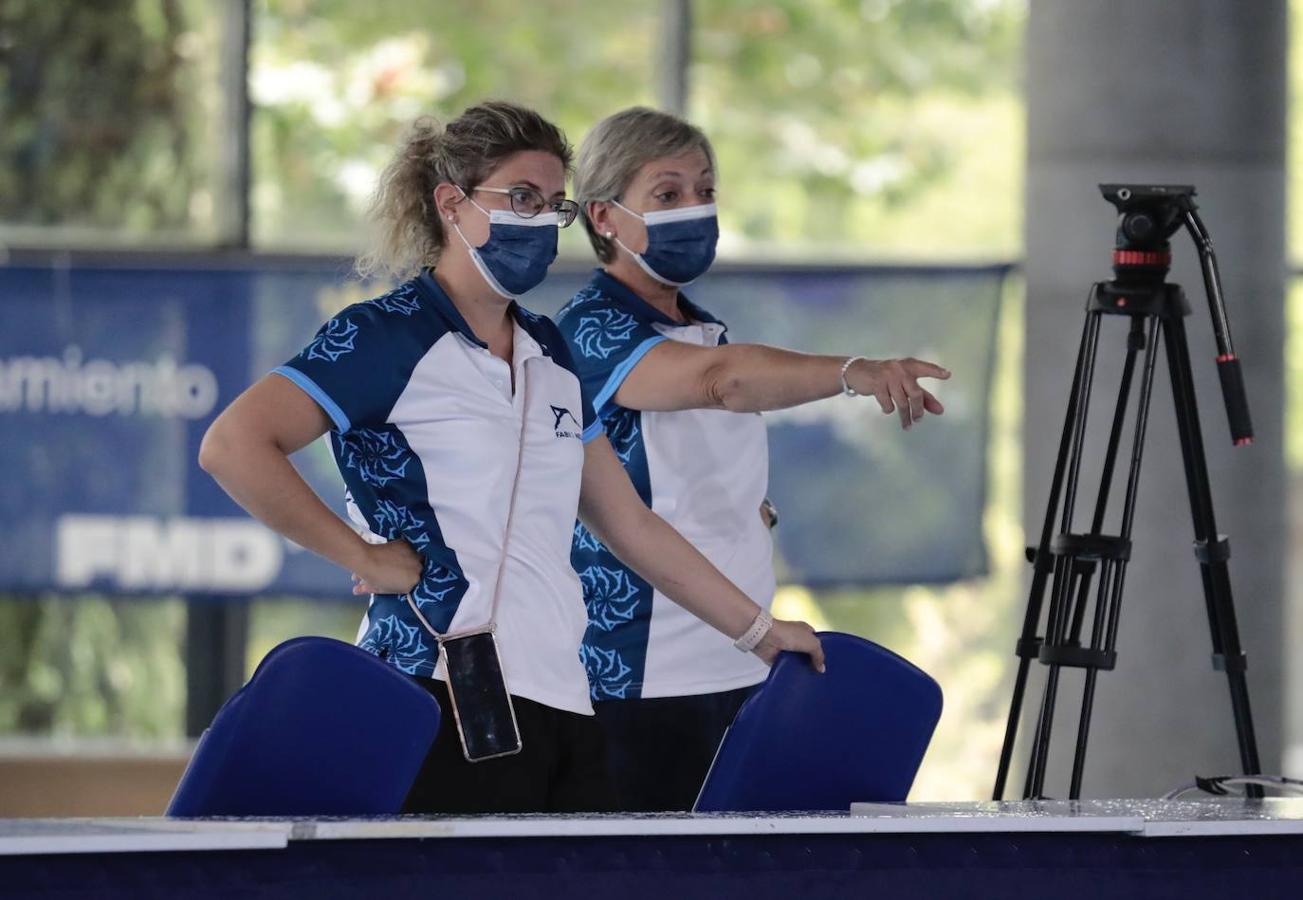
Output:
[1020, 1, 1286, 797]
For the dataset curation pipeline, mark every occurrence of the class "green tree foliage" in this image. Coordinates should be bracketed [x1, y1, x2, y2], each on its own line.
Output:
[249, 0, 1025, 257]
[0, 0, 220, 241]
[692, 0, 1024, 258]
[0, 0, 1026, 253]
[0, 596, 185, 739]
[250, 0, 660, 248]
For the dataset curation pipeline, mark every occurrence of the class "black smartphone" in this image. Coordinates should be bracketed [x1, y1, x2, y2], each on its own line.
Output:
[439, 629, 523, 763]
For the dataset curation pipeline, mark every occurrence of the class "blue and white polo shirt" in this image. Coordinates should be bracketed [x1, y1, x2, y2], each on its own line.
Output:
[275, 270, 604, 715]
[556, 269, 774, 702]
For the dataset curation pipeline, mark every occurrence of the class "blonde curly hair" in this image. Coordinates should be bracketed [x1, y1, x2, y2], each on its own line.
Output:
[356, 101, 573, 280]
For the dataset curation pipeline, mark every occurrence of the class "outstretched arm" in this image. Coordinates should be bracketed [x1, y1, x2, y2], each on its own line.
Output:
[616, 341, 950, 430]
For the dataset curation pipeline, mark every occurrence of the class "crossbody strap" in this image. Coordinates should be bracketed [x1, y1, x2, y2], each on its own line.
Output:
[406, 351, 530, 644]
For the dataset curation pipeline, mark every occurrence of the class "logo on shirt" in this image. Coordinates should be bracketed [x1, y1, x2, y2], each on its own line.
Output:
[550, 404, 581, 439]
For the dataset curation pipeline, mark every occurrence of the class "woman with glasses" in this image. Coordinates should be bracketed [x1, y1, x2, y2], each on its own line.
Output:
[198, 101, 823, 815]
[556, 107, 950, 812]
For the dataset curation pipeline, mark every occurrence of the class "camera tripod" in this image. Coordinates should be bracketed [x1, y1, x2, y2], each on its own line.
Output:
[993, 185, 1262, 801]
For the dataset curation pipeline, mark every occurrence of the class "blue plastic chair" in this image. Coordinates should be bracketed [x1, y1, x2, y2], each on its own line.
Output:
[167, 636, 440, 817]
[694, 632, 942, 812]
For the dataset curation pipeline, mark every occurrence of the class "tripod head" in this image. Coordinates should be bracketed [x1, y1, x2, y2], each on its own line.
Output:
[1098, 183, 1253, 446]
[1101, 184, 1193, 286]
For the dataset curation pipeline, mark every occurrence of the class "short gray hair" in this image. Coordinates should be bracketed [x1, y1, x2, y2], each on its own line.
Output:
[574, 107, 716, 264]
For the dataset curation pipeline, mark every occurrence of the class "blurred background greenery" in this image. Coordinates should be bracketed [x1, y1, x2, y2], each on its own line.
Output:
[0, 0, 1024, 255]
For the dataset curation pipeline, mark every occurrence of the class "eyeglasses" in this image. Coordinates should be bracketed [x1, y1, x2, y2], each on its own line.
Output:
[470, 185, 581, 228]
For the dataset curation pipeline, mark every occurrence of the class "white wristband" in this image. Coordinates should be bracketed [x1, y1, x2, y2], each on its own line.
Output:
[840, 356, 868, 396]
[733, 609, 775, 653]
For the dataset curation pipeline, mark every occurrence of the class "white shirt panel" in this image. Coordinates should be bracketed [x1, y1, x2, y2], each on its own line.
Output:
[369, 325, 593, 714]
[640, 321, 774, 698]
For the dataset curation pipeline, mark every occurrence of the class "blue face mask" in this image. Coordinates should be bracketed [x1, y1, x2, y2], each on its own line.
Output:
[453, 192, 559, 299]
[612, 201, 718, 287]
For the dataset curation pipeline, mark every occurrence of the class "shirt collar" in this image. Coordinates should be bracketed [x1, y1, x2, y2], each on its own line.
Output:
[512, 317, 543, 364]
[414, 268, 543, 350]
[588, 268, 725, 328]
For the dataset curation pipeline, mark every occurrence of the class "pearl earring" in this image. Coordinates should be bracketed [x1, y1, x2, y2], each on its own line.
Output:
[604, 231, 614, 238]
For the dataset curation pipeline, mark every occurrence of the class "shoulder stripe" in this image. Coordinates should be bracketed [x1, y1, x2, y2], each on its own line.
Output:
[592, 335, 669, 418]
[273, 365, 352, 433]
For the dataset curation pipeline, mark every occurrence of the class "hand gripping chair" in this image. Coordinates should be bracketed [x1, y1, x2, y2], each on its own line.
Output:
[695, 632, 942, 812]
[167, 636, 440, 817]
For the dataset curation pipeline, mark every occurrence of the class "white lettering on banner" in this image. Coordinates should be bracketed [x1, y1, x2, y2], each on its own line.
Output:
[56, 515, 284, 593]
[0, 346, 219, 419]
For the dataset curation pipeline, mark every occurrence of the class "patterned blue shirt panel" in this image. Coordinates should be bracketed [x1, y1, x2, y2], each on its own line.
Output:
[274, 282, 436, 434]
[557, 270, 739, 702]
[273, 280, 470, 674]
[554, 282, 669, 421]
[555, 272, 685, 702]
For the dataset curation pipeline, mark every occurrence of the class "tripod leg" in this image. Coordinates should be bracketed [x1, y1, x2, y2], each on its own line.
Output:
[1162, 315, 1262, 789]
[1064, 318, 1142, 651]
[1026, 311, 1105, 798]
[1023, 551, 1076, 799]
[994, 308, 1095, 800]
[1068, 317, 1161, 797]
[1070, 569, 1112, 798]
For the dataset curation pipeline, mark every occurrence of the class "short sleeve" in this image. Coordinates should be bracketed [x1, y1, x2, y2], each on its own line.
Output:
[576, 363, 604, 444]
[273, 303, 415, 433]
[555, 299, 667, 421]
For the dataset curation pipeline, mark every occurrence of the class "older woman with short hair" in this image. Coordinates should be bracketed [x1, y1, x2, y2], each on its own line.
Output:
[556, 106, 950, 812]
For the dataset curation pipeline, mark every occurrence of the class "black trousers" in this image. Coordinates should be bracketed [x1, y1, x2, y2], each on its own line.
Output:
[402, 678, 616, 815]
[593, 685, 757, 812]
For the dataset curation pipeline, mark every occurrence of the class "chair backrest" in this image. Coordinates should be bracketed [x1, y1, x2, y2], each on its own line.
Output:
[694, 632, 942, 812]
[167, 636, 440, 817]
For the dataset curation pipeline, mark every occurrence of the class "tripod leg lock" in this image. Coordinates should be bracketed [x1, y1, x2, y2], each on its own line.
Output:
[1050, 533, 1132, 561]
[1025, 546, 1056, 573]
[1015, 636, 1042, 659]
[1025, 546, 1099, 574]
[1213, 652, 1247, 673]
[1193, 535, 1231, 564]
[1038, 644, 1118, 670]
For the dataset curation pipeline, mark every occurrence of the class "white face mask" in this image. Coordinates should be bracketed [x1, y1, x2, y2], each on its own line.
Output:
[611, 201, 719, 287]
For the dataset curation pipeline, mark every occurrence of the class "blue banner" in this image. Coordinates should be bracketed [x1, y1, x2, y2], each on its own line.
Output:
[0, 259, 1005, 597]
